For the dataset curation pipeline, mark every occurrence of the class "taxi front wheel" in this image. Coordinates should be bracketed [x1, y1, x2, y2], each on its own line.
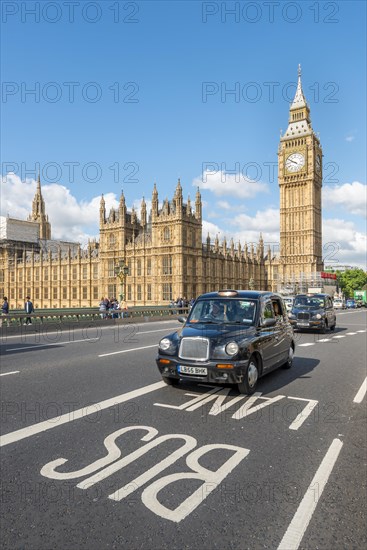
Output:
[238, 357, 258, 395]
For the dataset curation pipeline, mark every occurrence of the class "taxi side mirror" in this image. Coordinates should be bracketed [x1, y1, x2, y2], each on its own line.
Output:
[178, 316, 187, 324]
[261, 318, 277, 328]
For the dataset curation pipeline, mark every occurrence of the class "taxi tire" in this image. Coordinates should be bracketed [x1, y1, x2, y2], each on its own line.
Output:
[282, 346, 294, 369]
[321, 321, 328, 334]
[238, 356, 259, 395]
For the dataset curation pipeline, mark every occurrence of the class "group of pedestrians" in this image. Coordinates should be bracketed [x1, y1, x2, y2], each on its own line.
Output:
[0, 296, 34, 327]
[99, 297, 128, 319]
[170, 297, 195, 313]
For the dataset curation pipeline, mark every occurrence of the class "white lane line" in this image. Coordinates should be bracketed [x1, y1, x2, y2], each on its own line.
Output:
[318, 338, 332, 342]
[99, 344, 157, 357]
[5, 328, 175, 352]
[332, 335, 346, 339]
[288, 398, 318, 431]
[353, 377, 367, 404]
[298, 343, 315, 347]
[0, 381, 167, 447]
[0, 371, 20, 377]
[346, 332, 357, 335]
[1, 320, 179, 341]
[6, 337, 100, 352]
[356, 330, 366, 333]
[277, 438, 343, 550]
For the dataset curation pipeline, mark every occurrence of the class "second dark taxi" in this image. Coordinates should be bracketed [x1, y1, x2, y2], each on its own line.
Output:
[156, 290, 295, 394]
[288, 293, 336, 333]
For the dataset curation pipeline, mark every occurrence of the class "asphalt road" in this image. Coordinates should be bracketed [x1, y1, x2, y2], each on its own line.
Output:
[1, 311, 366, 550]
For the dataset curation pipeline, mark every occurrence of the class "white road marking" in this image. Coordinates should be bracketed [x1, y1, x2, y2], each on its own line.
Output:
[353, 377, 367, 404]
[1, 321, 179, 341]
[6, 337, 100, 352]
[356, 329, 366, 333]
[277, 438, 343, 550]
[287, 398, 318, 431]
[99, 344, 157, 357]
[337, 311, 366, 315]
[346, 332, 357, 335]
[0, 371, 20, 377]
[0, 381, 166, 447]
[318, 338, 332, 342]
[332, 335, 346, 339]
[5, 327, 176, 353]
[298, 343, 315, 347]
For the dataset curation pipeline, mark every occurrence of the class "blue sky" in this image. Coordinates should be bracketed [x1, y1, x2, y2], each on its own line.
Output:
[1, 0, 366, 267]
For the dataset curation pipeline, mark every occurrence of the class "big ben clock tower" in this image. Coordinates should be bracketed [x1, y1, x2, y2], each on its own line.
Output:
[278, 65, 323, 286]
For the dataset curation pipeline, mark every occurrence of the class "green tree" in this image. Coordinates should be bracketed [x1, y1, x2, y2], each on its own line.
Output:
[337, 269, 367, 298]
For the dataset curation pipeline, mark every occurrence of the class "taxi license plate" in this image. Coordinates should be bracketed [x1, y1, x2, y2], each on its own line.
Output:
[297, 322, 310, 327]
[178, 365, 208, 375]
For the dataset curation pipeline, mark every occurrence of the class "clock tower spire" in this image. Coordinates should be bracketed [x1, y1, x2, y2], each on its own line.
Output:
[277, 65, 323, 289]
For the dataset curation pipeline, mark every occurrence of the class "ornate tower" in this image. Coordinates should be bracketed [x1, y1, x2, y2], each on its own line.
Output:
[28, 174, 51, 240]
[278, 65, 323, 284]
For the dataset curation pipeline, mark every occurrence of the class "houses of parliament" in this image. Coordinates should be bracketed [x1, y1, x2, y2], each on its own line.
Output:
[0, 68, 323, 309]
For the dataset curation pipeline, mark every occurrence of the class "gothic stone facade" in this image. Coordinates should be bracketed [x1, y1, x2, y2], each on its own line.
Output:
[0, 68, 322, 309]
[0, 181, 269, 309]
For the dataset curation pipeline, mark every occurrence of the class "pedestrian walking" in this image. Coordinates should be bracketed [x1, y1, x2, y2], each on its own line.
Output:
[0, 297, 9, 328]
[24, 296, 34, 325]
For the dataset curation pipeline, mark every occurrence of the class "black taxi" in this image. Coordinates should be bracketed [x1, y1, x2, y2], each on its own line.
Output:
[288, 293, 336, 333]
[156, 290, 295, 394]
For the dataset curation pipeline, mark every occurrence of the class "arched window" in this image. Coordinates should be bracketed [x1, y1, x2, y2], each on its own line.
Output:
[164, 227, 170, 241]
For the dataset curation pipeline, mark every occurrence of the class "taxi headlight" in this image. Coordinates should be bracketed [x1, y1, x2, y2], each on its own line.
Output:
[225, 341, 239, 356]
[159, 338, 172, 351]
[288, 313, 296, 319]
[313, 313, 322, 320]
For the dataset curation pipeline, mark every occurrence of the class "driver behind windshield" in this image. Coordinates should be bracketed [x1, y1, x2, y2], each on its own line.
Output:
[207, 302, 225, 320]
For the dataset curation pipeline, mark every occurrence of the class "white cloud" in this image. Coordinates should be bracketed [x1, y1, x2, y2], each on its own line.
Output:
[323, 218, 367, 269]
[193, 171, 269, 199]
[228, 208, 280, 232]
[202, 220, 222, 238]
[0, 173, 117, 244]
[345, 135, 355, 142]
[216, 200, 232, 210]
[203, 208, 280, 249]
[323, 181, 367, 217]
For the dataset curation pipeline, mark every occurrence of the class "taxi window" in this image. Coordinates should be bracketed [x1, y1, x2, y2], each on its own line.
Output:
[262, 301, 275, 320]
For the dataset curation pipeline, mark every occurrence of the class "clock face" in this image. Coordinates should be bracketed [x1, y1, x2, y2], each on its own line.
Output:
[285, 153, 305, 173]
[316, 154, 322, 172]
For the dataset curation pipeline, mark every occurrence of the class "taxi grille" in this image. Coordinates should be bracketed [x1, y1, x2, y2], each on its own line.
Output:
[297, 312, 310, 320]
[179, 337, 209, 361]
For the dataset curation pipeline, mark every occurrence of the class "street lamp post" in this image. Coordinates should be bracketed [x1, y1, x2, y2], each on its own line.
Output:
[114, 260, 129, 304]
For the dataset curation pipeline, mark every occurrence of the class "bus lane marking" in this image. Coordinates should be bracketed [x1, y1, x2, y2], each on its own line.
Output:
[154, 388, 318, 430]
[40, 424, 250, 523]
[353, 377, 367, 403]
[0, 381, 166, 447]
[277, 438, 343, 550]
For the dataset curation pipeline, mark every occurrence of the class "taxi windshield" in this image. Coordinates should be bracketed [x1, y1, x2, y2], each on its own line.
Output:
[294, 296, 325, 308]
[187, 299, 258, 325]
